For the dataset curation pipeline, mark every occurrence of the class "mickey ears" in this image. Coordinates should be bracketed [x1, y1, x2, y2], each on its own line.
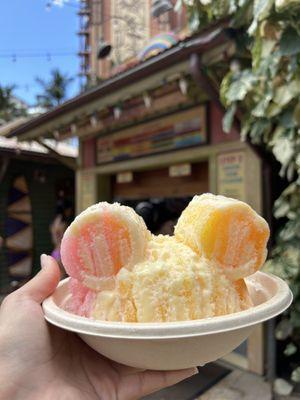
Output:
[175, 194, 270, 281]
[61, 202, 150, 284]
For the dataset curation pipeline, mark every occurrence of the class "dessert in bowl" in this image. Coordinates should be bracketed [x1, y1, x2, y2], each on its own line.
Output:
[43, 194, 292, 369]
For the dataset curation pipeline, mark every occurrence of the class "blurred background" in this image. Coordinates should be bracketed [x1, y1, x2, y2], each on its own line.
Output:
[0, 0, 299, 398]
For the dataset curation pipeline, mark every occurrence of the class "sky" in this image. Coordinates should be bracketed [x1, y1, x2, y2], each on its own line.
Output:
[0, 0, 80, 106]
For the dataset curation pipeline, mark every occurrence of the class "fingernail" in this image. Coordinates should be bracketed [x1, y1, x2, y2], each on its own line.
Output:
[40, 254, 49, 268]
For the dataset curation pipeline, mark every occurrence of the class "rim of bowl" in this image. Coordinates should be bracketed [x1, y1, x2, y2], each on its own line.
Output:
[42, 271, 293, 339]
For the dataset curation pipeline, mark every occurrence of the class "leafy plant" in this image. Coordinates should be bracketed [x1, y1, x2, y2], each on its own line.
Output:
[36, 69, 74, 109]
[0, 85, 27, 124]
[178, 0, 300, 384]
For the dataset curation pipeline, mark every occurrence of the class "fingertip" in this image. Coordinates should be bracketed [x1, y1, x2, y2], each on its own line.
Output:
[16, 254, 61, 303]
[40, 253, 49, 268]
[40, 254, 60, 275]
[42, 255, 61, 280]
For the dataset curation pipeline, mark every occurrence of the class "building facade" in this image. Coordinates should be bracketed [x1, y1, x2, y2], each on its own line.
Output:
[78, 0, 186, 83]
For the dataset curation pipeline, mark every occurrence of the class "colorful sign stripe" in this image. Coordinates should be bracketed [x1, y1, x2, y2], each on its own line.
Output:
[97, 106, 207, 164]
[139, 32, 178, 61]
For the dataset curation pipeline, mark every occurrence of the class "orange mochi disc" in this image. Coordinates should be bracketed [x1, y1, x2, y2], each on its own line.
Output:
[175, 193, 270, 280]
[61, 202, 150, 291]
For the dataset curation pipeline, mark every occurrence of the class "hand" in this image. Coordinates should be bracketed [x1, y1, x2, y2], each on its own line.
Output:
[0, 255, 197, 400]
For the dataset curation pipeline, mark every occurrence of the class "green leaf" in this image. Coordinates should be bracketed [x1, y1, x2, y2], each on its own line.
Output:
[284, 342, 297, 356]
[275, 318, 293, 340]
[232, 0, 253, 27]
[249, 119, 271, 142]
[274, 378, 293, 396]
[272, 137, 294, 166]
[223, 103, 237, 133]
[261, 39, 277, 59]
[281, 181, 298, 196]
[248, 0, 274, 35]
[292, 367, 300, 383]
[189, 12, 201, 32]
[253, 0, 274, 20]
[279, 26, 300, 56]
[226, 71, 257, 102]
[293, 103, 300, 125]
[273, 86, 293, 107]
[274, 81, 300, 107]
[266, 103, 282, 117]
[267, 51, 281, 77]
[287, 55, 298, 76]
[212, 0, 229, 17]
[174, 0, 183, 12]
[284, 246, 300, 267]
[229, 0, 238, 13]
[252, 94, 272, 117]
[279, 109, 296, 129]
[275, 0, 300, 12]
[241, 120, 251, 141]
[220, 72, 233, 106]
[252, 32, 262, 70]
[296, 152, 300, 167]
[274, 201, 290, 218]
[287, 162, 295, 181]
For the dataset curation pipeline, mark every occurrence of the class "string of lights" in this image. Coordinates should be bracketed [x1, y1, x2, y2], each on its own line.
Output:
[5, 80, 78, 91]
[0, 47, 76, 52]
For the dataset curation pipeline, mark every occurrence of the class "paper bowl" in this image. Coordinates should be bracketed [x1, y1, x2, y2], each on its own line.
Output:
[42, 271, 292, 370]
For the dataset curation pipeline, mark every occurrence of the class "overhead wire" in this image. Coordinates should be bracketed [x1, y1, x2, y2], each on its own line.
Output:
[0, 52, 77, 59]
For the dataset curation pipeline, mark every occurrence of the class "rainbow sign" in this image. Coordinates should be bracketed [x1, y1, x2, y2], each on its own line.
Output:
[96, 106, 207, 164]
[139, 32, 179, 61]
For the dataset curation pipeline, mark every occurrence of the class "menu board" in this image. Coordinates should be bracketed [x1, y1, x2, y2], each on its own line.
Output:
[217, 151, 246, 201]
[96, 106, 207, 164]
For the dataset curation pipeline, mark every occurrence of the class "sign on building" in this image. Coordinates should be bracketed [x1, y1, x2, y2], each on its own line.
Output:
[217, 151, 246, 201]
[96, 106, 207, 164]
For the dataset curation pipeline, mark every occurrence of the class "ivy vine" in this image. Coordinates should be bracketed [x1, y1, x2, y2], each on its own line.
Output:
[177, 0, 300, 387]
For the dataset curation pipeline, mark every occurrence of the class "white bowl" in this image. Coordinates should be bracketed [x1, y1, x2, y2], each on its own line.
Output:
[42, 271, 292, 370]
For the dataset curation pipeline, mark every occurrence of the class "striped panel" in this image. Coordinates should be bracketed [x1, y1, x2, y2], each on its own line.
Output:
[5, 176, 33, 279]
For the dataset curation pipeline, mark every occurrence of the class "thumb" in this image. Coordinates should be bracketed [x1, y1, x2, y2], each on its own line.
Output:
[17, 254, 61, 303]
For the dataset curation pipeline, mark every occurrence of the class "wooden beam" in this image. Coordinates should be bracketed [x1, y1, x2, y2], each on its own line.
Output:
[35, 139, 76, 170]
[189, 53, 224, 111]
[14, 61, 190, 141]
